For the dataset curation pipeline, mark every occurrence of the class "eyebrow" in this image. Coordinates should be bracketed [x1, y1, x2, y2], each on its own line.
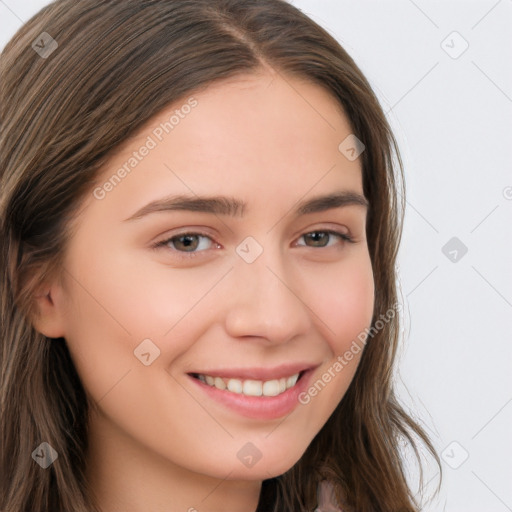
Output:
[123, 190, 369, 222]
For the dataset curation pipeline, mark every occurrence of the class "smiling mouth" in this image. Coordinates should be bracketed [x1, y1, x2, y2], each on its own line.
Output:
[189, 371, 306, 397]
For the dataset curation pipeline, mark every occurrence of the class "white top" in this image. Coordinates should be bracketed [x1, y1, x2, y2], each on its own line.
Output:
[315, 480, 343, 511]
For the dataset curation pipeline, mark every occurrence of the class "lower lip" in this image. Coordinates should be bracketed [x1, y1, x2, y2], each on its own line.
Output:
[188, 370, 314, 420]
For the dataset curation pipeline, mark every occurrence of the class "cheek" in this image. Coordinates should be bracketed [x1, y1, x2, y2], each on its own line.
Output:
[66, 243, 214, 341]
[304, 253, 375, 354]
[59, 250, 227, 404]
[294, 255, 374, 417]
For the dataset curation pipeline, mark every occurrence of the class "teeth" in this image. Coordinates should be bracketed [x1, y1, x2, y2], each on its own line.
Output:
[227, 379, 243, 394]
[197, 372, 301, 397]
[287, 374, 298, 388]
[214, 377, 226, 390]
[243, 380, 262, 396]
[262, 379, 280, 396]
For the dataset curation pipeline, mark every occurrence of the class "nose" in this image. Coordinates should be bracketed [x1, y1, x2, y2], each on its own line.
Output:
[223, 243, 312, 345]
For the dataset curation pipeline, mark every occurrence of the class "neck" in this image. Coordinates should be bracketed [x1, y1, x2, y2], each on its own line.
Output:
[84, 408, 262, 512]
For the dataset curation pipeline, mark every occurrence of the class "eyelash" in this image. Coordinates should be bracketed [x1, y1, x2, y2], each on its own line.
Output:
[152, 229, 354, 259]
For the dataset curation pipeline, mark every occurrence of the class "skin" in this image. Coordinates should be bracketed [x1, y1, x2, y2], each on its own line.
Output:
[33, 69, 374, 512]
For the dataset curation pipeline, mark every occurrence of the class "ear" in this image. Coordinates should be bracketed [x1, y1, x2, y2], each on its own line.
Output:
[31, 285, 67, 339]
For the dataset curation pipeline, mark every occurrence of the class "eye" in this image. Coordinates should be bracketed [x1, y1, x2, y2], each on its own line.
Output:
[296, 230, 354, 248]
[152, 232, 219, 257]
[152, 228, 354, 259]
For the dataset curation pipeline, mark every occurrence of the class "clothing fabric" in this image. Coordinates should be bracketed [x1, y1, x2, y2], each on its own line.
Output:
[314, 480, 343, 512]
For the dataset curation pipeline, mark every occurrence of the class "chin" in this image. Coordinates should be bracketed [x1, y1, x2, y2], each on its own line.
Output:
[223, 462, 295, 481]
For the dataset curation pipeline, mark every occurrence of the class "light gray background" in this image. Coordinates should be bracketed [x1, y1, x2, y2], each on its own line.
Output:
[1, 1, 511, 510]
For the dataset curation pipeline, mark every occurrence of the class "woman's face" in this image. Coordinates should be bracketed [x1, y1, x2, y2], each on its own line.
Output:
[37, 70, 374, 492]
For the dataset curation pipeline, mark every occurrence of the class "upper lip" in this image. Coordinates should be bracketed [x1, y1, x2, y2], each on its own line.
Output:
[188, 362, 318, 381]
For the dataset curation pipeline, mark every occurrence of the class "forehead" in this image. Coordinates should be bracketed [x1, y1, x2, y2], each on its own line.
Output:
[75, 70, 363, 227]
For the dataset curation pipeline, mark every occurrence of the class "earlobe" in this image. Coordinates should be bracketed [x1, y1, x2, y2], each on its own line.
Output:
[30, 288, 67, 339]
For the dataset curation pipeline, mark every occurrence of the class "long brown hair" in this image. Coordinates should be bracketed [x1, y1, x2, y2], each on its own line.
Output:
[0, 1, 441, 510]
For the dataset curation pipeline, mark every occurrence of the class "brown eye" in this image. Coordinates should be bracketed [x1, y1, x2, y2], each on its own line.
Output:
[298, 230, 353, 248]
[154, 232, 217, 255]
[303, 232, 329, 247]
[171, 234, 201, 252]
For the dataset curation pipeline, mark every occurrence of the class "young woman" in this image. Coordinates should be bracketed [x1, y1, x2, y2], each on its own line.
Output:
[0, 1, 441, 511]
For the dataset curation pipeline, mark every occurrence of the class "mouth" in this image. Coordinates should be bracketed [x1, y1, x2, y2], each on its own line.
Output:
[189, 370, 305, 397]
[186, 365, 316, 420]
